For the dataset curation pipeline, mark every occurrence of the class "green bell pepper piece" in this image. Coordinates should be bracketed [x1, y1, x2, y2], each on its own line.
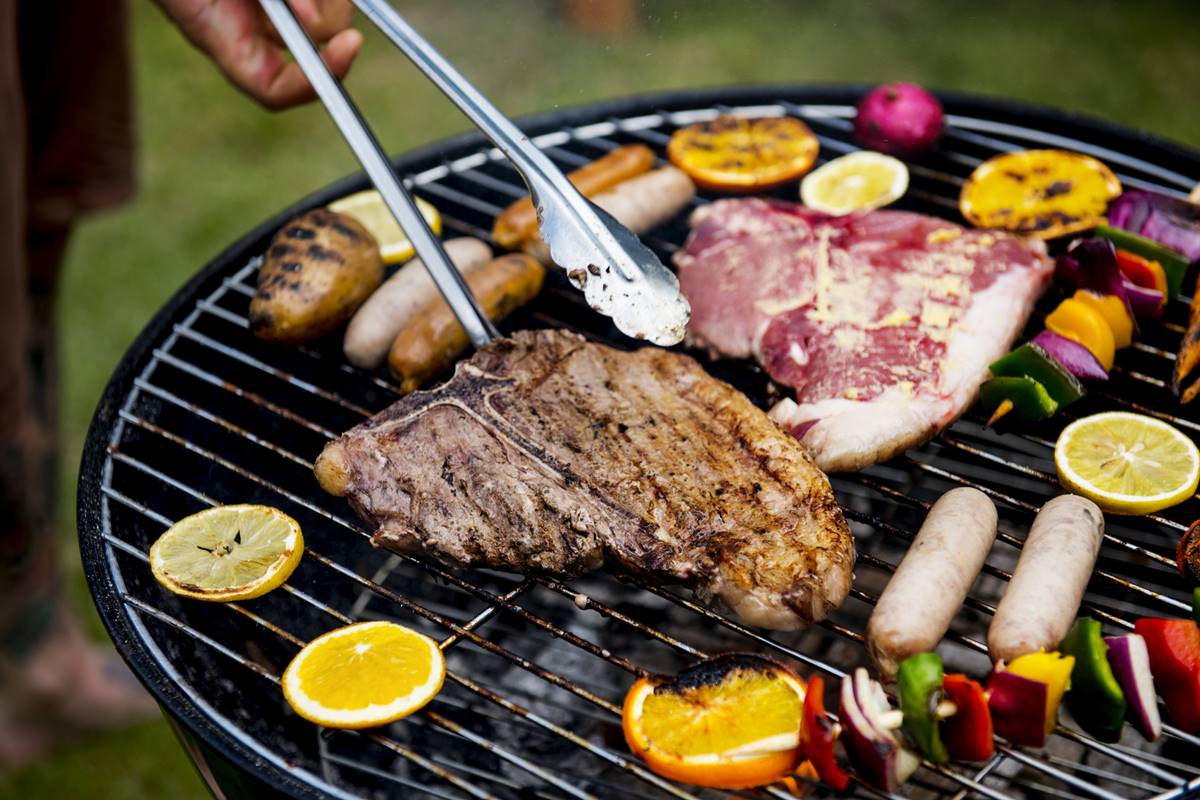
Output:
[979, 376, 1058, 422]
[898, 652, 949, 764]
[1093, 224, 1189, 302]
[1060, 617, 1127, 742]
[989, 343, 1085, 407]
[1193, 587, 1200, 627]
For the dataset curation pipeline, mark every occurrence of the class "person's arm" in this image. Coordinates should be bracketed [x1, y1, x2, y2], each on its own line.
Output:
[155, 0, 363, 110]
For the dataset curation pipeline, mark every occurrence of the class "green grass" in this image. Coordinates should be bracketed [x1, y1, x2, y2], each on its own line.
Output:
[5, 0, 1198, 797]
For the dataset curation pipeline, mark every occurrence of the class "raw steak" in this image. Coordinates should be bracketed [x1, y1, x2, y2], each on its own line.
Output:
[315, 329, 855, 630]
[675, 199, 1052, 471]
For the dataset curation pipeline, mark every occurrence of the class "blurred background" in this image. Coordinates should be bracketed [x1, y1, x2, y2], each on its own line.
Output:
[3, 0, 1199, 797]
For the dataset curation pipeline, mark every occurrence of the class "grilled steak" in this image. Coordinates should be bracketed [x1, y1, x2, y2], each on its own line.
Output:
[675, 199, 1053, 472]
[315, 329, 854, 630]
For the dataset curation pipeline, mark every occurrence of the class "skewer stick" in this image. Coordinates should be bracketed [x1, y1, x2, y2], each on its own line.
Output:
[877, 701, 959, 730]
[985, 399, 1014, 428]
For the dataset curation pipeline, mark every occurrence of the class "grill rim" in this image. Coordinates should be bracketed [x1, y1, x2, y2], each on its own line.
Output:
[76, 83, 1200, 799]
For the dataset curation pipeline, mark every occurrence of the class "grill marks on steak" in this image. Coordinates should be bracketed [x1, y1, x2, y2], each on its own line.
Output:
[675, 199, 1053, 472]
[314, 329, 854, 630]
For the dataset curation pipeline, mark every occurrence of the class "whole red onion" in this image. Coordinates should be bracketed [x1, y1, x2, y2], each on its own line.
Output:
[854, 82, 944, 157]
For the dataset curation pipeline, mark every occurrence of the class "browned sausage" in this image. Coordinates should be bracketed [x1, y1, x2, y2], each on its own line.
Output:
[491, 144, 655, 250]
[387, 254, 545, 392]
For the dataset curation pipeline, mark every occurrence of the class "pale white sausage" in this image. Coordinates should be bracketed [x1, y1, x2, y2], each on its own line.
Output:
[524, 167, 696, 264]
[866, 487, 998, 680]
[343, 237, 492, 368]
[987, 494, 1104, 664]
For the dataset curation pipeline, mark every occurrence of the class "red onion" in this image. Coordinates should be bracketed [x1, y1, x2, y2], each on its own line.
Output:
[1104, 634, 1162, 742]
[1031, 331, 1108, 381]
[1108, 190, 1200, 263]
[855, 83, 944, 157]
[838, 668, 918, 791]
[987, 668, 1049, 747]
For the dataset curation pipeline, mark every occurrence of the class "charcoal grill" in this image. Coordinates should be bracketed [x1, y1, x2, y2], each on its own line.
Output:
[78, 86, 1200, 800]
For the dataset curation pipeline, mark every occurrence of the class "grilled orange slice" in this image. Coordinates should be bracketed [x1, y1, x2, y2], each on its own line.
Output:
[960, 149, 1121, 239]
[667, 116, 819, 192]
[622, 653, 807, 789]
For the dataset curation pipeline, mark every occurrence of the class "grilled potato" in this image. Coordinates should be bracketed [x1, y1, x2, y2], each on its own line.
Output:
[250, 209, 384, 345]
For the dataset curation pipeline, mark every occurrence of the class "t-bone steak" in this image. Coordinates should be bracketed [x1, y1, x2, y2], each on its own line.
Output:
[315, 329, 855, 630]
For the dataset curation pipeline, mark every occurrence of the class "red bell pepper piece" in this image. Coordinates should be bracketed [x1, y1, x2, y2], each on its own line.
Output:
[1115, 249, 1168, 305]
[802, 675, 851, 791]
[1134, 618, 1200, 732]
[941, 674, 994, 761]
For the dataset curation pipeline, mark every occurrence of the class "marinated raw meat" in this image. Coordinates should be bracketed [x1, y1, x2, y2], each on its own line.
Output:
[675, 199, 1052, 471]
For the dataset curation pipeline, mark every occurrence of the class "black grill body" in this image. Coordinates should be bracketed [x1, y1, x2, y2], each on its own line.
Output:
[78, 86, 1200, 800]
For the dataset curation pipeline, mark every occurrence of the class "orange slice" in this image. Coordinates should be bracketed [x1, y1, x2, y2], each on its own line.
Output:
[667, 116, 819, 192]
[622, 653, 807, 789]
[960, 149, 1121, 239]
[282, 621, 445, 729]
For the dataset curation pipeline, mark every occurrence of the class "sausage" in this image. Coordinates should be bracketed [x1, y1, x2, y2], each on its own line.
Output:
[524, 167, 697, 264]
[988, 494, 1104, 664]
[388, 254, 545, 392]
[491, 144, 655, 250]
[343, 238, 492, 369]
[866, 488, 998, 680]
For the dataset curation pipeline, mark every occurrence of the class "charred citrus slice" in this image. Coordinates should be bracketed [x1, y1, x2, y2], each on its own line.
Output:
[800, 151, 909, 214]
[150, 505, 303, 601]
[622, 653, 807, 789]
[667, 115, 819, 192]
[959, 149, 1121, 239]
[283, 621, 445, 728]
[328, 190, 441, 264]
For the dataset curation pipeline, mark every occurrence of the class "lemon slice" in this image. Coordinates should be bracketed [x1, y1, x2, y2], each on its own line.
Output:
[282, 621, 445, 729]
[800, 151, 909, 215]
[328, 191, 441, 264]
[150, 504, 303, 601]
[1055, 411, 1200, 515]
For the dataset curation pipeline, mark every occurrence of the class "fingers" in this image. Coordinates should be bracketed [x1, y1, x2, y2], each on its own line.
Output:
[258, 27, 364, 110]
[255, 0, 353, 49]
[290, 0, 355, 43]
[157, 0, 362, 111]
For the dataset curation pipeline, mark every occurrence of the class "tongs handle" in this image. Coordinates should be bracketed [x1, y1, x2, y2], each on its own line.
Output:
[257, 0, 498, 348]
[352, 0, 587, 257]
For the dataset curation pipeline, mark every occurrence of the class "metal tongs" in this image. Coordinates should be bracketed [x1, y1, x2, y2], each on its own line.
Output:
[258, 0, 690, 347]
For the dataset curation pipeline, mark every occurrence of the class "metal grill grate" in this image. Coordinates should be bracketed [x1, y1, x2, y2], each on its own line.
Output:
[78, 87, 1200, 800]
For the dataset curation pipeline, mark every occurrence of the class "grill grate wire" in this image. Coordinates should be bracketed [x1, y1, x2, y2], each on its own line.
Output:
[81, 92, 1200, 800]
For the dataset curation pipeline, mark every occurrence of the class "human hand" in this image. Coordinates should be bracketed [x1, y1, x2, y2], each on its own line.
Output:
[155, 0, 363, 110]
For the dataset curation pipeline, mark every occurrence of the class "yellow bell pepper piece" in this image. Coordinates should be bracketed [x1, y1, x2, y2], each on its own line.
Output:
[1045, 298, 1116, 371]
[1072, 290, 1133, 349]
[1007, 650, 1075, 734]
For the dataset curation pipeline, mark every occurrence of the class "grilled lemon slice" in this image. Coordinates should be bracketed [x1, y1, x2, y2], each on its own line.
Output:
[801, 151, 909, 214]
[283, 621, 445, 729]
[150, 504, 303, 601]
[1055, 411, 1200, 515]
[668, 115, 819, 192]
[328, 190, 441, 264]
[622, 653, 807, 789]
[959, 149, 1120, 239]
